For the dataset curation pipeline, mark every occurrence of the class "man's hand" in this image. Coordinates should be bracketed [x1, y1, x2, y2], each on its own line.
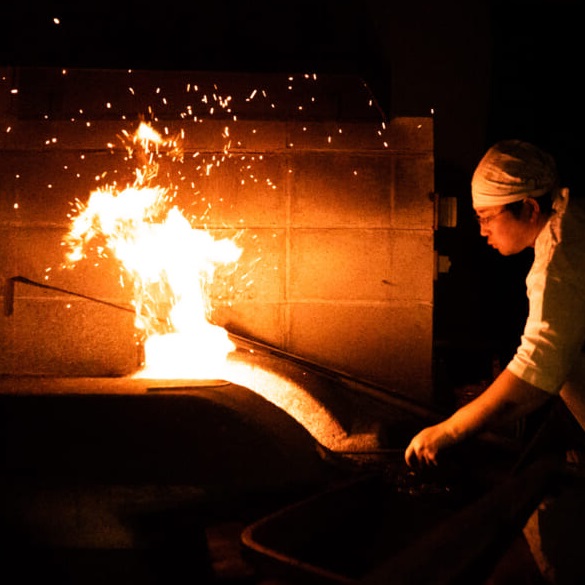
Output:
[404, 422, 458, 468]
[404, 369, 552, 468]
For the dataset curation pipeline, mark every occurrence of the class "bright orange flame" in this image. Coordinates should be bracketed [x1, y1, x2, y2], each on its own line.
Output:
[64, 122, 242, 380]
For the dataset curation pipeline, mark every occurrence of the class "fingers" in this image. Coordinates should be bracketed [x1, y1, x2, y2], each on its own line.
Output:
[405, 449, 438, 469]
[404, 442, 417, 467]
[404, 434, 439, 468]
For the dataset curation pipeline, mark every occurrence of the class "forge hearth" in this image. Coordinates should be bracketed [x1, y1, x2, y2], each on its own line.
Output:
[0, 361, 533, 585]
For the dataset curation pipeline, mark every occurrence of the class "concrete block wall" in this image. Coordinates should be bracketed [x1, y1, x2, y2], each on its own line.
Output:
[0, 67, 435, 400]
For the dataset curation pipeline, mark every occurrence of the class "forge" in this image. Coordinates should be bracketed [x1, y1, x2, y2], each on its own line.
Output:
[0, 66, 435, 398]
[0, 67, 557, 584]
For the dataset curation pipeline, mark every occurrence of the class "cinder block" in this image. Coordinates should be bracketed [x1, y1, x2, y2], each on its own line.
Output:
[290, 153, 395, 227]
[0, 150, 141, 225]
[383, 117, 434, 152]
[0, 299, 137, 376]
[0, 228, 16, 276]
[289, 228, 434, 304]
[165, 155, 288, 228]
[290, 228, 393, 301]
[392, 154, 436, 228]
[389, 231, 435, 301]
[287, 121, 391, 151]
[206, 227, 286, 304]
[288, 302, 433, 401]
[213, 301, 287, 350]
[5, 227, 128, 303]
[204, 120, 287, 151]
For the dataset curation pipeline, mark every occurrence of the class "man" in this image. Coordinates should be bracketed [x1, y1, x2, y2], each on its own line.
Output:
[405, 139, 585, 584]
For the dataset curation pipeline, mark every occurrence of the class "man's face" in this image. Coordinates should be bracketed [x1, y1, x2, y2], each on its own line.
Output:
[474, 202, 536, 256]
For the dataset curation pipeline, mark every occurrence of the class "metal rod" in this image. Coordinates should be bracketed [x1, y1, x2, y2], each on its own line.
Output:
[228, 330, 444, 422]
[7, 274, 443, 422]
[8, 275, 136, 314]
[3, 277, 15, 317]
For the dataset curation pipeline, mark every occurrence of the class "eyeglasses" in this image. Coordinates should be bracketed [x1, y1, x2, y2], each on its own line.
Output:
[475, 208, 510, 226]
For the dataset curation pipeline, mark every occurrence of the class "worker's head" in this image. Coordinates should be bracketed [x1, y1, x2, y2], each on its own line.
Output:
[471, 140, 558, 255]
[472, 139, 558, 207]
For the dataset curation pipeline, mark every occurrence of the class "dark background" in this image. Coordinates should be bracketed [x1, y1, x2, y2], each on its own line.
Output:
[1, 0, 582, 387]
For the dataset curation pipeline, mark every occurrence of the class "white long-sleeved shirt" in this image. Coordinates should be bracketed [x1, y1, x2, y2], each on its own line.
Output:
[507, 188, 585, 416]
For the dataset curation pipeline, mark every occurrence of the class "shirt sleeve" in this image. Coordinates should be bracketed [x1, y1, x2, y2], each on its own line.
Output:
[508, 194, 585, 394]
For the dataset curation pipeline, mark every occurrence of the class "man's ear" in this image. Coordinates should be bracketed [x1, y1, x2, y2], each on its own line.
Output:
[524, 197, 541, 220]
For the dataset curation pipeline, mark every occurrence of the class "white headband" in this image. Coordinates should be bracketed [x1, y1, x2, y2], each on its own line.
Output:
[471, 140, 558, 208]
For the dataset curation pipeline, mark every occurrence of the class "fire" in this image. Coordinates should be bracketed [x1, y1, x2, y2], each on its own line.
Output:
[64, 122, 242, 380]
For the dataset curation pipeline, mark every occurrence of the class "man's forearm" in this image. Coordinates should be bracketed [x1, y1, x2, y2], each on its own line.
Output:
[445, 367, 552, 441]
